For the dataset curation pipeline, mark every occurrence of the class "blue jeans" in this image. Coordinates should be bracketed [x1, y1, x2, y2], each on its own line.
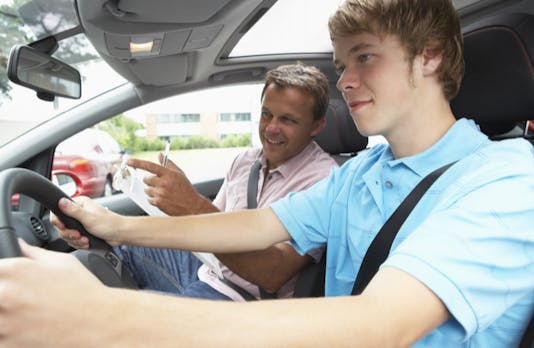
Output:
[114, 245, 231, 300]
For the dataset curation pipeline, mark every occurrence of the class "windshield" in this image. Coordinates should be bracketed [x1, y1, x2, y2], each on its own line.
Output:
[0, 0, 127, 147]
[0, 0, 490, 149]
[230, 0, 490, 57]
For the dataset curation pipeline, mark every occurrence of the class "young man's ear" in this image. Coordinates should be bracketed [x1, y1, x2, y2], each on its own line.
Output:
[421, 46, 443, 76]
[311, 117, 327, 137]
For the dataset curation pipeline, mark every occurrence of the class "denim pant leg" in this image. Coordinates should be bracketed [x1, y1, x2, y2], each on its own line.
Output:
[114, 245, 231, 300]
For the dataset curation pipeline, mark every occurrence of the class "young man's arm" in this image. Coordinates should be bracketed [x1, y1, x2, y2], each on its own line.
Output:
[0, 242, 449, 347]
[56, 197, 290, 253]
[113, 267, 449, 347]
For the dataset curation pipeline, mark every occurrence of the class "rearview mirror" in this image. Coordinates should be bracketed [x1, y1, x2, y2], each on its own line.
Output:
[7, 45, 81, 100]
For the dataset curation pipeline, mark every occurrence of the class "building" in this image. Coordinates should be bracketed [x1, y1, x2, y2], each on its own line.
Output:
[125, 84, 264, 146]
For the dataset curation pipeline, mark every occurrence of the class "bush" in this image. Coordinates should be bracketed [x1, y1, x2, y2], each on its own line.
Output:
[182, 135, 220, 150]
[170, 137, 185, 150]
[220, 134, 251, 148]
[128, 137, 149, 153]
[100, 114, 143, 152]
[145, 138, 166, 151]
[100, 114, 251, 152]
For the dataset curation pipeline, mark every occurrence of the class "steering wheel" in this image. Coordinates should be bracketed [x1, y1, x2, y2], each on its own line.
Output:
[0, 168, 137, 289]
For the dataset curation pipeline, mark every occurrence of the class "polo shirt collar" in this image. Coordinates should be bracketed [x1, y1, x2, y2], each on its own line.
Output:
[259, 141, 317, 178]
[385, 118, 489, 177]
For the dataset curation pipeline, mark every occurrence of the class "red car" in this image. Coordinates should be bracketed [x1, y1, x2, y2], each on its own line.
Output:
[52, 129, 123, 198]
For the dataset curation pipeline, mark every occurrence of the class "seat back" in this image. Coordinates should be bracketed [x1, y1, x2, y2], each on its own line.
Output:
[314, 98, 368, 164]
[293, 251, 326, 298]
[451, 14, 534, 137]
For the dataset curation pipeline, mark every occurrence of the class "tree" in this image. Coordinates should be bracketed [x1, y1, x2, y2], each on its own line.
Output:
[0, 1, 27, 99]
[0, 0, 98, 102]
[99, 114, 145, 152]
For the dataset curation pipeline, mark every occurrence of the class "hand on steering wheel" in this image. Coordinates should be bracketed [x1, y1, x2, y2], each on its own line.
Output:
[50, 197, 121, 250]
[0, 168, 137, 289]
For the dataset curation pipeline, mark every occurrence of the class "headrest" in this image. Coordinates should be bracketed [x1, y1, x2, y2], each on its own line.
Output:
[451, 14, 534, 136]
[314, 98, 368, 155]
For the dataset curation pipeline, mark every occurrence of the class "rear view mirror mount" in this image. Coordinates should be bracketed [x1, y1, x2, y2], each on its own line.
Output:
[7, 45, 81, 101]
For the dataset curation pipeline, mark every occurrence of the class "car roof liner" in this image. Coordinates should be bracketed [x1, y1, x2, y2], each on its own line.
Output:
[76, 0, 269, 87]
[102, 0, 231, 23]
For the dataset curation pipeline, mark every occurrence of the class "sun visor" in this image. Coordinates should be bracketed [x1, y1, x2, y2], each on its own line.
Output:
[105, 0, 231, 23]
[127, 54, 189, 86]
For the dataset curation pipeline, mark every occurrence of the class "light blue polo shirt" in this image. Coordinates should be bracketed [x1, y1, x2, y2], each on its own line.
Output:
[271, 118, 534, 347]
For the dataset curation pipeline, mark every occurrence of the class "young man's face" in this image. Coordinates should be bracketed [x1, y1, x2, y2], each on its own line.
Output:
[259, 84, 325, 170]
[333, 32, 421, 139]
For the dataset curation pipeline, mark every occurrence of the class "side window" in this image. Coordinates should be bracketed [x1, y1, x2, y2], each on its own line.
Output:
[51, 84, 263, 200]
[122, 84, 263, 183]
[52, 128, 123, 198]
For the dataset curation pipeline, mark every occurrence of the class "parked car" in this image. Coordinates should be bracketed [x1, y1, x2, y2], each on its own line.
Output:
[0, 0, 533, 345]
[53, 128, 122, 198]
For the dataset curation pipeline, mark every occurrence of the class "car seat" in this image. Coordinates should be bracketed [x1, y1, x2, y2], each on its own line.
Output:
[314, 98, 369, 164]
[451, 13, 534, 138]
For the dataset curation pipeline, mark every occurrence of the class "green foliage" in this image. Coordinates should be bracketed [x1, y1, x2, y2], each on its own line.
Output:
[98, 114, 143, 152]
[220, 134, 251, 148]
[182, 135, 220, 150]
[0, 1, 29, 99]
[170, 137, 185, 150]
[0, 0, 99, 100]
[145, 138, 166, 152]
[99, 114, 251, 153]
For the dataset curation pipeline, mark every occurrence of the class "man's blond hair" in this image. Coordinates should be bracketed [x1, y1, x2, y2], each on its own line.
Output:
[329, 0, 464, 100]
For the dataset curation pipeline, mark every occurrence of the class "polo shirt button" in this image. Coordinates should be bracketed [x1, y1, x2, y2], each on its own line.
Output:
[385, 180, 393, 188]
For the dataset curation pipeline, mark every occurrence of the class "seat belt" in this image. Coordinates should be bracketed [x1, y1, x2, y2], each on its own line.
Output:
[220, 159, 276, 300]
[245, 159, 278, 299]
[351, 161, 456, 295]
[519, 316, 534, 347]
[247, 159, 262, 209]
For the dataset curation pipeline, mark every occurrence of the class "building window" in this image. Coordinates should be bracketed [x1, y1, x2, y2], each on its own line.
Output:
[158, 113, 200, 123]
[158, 114, 171, 123]
[219, 112, 251, 122]
[179, 113, 200, 122]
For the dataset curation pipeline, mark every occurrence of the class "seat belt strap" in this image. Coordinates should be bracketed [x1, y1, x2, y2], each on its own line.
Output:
[219, 159, 277, 300]
[351, 161, 456, 295]
[519, 315, 534, 347]
[246, 159, 278, 299]
[219, 277, 258, 301]
[247, 159, 262, 209]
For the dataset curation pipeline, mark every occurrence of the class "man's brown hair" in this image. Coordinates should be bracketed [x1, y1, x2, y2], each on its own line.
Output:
[261, 63, 330, 121]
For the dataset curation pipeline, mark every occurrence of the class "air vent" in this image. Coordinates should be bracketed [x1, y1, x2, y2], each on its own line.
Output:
[30, 216, 48, 241]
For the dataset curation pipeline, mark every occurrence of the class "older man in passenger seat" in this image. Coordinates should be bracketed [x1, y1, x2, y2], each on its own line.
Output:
[58, 62, 338, 301]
